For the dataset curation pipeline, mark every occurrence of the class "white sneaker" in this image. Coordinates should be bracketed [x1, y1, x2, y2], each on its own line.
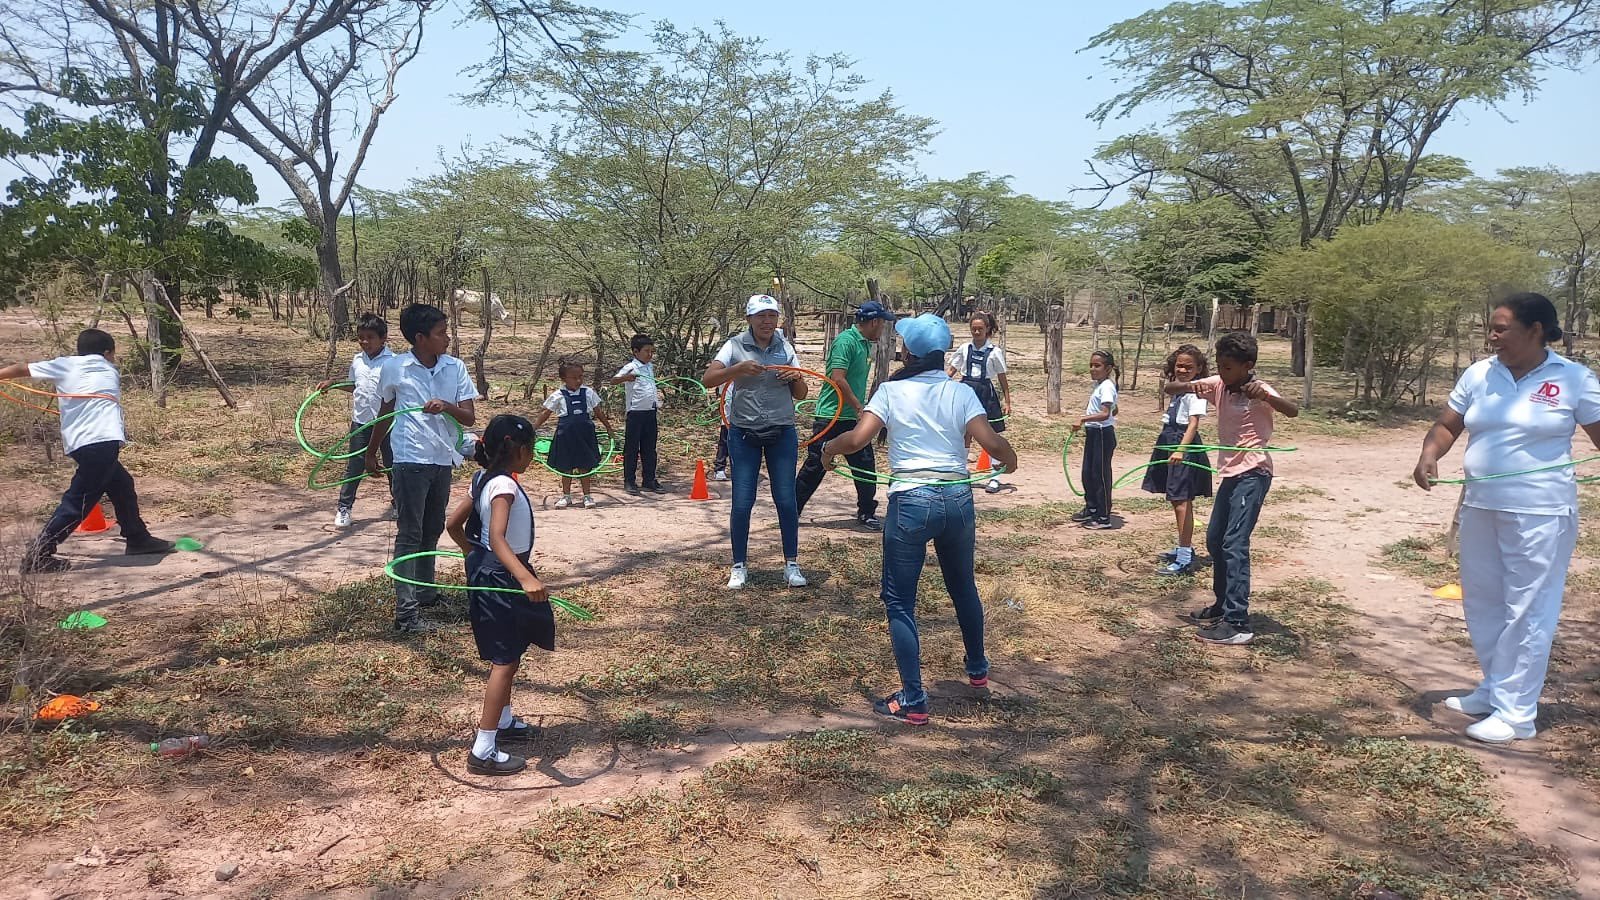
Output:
[784, 561, 808, 587]
[727, 564, 748, 590]
[713, 469, 728, 482]
[1444, 694, 1492, 716]
[554, 496, 572, 509]
[985, 478, 1002, 494]
[582, 495, 596, 509]
[334, 508, 352, 527]
[1465, 715, 1536, 744]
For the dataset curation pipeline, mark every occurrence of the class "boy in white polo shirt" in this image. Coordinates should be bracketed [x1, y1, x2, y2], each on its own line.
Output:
[0, 329, 173, 573]
[611, 333, 664, 493]
[364, 304, 479, 633]
[316, 313, 396, 526]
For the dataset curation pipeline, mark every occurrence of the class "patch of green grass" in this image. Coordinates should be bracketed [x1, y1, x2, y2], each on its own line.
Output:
[614, 711, 680, 747]
[779, 729, 875, 783]
[1378, 535, 1456, 583]
[836, 768, 1063, 850]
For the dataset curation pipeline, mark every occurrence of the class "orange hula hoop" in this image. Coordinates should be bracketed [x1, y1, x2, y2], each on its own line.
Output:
[1, 380, 117, 402]
[766, 365, 844, 449]
[0, 384, 61, 416]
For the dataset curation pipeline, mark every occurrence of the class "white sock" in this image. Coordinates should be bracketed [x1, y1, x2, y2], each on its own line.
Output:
[497, 704, 514, 729]
[472, 728, 508, 762]
[1176, 546, 1194, 564]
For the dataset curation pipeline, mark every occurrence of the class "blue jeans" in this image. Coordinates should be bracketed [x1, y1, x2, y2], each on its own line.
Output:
[881, 485, 989, 707]
[1207, 469, 1272, 626]
[728, 425, 800, 564]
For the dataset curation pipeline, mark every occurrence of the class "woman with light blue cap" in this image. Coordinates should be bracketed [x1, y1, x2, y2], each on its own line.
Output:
[821, 313, 1019, 725]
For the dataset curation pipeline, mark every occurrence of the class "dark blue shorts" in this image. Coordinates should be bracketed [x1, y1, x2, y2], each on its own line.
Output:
[467, 547, 555, 664]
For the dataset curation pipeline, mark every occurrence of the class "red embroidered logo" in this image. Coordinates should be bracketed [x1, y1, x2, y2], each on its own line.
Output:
[1529, 381, 1561, 406]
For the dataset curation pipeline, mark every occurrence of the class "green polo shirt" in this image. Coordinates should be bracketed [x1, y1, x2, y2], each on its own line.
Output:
[816, 326, 872, 421]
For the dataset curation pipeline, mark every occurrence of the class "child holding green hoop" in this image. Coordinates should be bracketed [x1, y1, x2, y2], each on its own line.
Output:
[533, 360, 614, 509]
[316, 313, 395, 527]
[445, 414, 550, 777]
[1143, 344, 1213, 575]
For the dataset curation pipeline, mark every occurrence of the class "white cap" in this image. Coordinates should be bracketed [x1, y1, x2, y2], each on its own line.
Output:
[745, 294, 781, 316]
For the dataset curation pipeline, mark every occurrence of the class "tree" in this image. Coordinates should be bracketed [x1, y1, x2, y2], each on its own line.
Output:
[0, 0, 384, 363]
[456, 23, 933, 370]
[1085, 0, 1600, 392]
[857, 174, 1019, 314]
[1254, 215, 1546, 405]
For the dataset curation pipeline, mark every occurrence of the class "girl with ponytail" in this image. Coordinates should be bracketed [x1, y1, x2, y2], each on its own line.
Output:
[1072, 349, 1120, 529]
[445, 414, 550, 777]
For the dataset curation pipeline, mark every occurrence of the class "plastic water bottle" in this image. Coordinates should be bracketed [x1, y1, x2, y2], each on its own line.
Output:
[151, 735, 210, 758]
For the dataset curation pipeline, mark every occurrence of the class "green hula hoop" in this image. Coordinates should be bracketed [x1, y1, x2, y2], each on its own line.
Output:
[1113, 458, 1220, 490]
[533, 429, 619, 479]
[1429, 453, 1600, 485]
[1061, 432, 1223, 496]
[829, 462, 1004, 487]
[795, 398, 818, 415]
[299, 398, 467, 491]
[384, 550, 594, 621]
[1062, 430, 1085, 498]
[295, 382, 361, 459]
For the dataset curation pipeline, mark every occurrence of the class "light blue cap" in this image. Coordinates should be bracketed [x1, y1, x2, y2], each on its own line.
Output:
[895, 313, 953, 358]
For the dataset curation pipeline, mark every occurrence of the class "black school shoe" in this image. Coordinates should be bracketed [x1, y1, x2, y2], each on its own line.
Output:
[393, 618, 441, 635]
[857, 514, 882, 531]
[624, 483, 642, 494]
[125, 536, 175, 556]
[1180, 604, 1224, 626]
[1081, 519, 1115, 530]
[1070, 508, 1094, 523]
[644, 483, 668, 494]
[1195, 621, 1255, 645]
[498, 719, 538, 741]
[466, 750, 528, 776]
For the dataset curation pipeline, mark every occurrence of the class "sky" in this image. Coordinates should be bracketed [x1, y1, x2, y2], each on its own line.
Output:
[226, 0, 1600, 210]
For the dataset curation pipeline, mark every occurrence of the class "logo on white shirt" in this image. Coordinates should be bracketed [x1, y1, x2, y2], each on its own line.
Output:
[1529, 381, 1561, 407]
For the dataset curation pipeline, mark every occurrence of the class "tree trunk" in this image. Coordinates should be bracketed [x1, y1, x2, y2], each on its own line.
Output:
[1301, 307, 1315, 409]
[1290, 305, 1308, 378]
[149, 278, 237, 409]
[591, 291, 606, 392]
[473, 268, 494, 397]
[1046, 304, 1064, 415]
[317, 227, 351, 339]
[527, 292, 572, 401]
[1131, 293, 1150, 390]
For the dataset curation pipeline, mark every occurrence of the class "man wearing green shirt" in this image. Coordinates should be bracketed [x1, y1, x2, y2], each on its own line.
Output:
[796, 301, 896, 529]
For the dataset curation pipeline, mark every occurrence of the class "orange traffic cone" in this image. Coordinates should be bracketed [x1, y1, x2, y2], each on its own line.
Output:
[689, 459, 711, 501]
[76, 503, 112, 534]
[975, 448, 993, 474]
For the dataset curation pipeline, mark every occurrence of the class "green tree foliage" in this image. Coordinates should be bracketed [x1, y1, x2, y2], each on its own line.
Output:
[0, 73, 306, 342]
[1255, 216, 1546, 404]
[1085, 0, 1600, 379]
[454, 23, 933, 370]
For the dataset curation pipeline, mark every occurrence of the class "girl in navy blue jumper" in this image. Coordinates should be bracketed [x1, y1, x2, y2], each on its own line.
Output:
[533, 360, 614, 508]
[445, 414, 551, 777]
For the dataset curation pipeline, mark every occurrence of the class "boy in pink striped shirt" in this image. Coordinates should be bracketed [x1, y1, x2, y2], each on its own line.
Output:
[1163, 332, 1299, 645]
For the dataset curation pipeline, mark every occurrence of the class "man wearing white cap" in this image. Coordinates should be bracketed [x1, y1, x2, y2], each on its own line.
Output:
[703, 295, 810, 590]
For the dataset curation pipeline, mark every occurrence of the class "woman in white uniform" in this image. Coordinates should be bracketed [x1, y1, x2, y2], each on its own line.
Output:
[1413, 292, 1600, 743]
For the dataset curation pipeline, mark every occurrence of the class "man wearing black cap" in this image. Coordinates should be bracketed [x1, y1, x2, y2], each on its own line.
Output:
[796, 301, 896, 529]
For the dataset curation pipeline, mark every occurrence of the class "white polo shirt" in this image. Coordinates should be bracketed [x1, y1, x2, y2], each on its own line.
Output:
[377, 352, 479, 466]
[475, 473, 534, 554]
[953, 341, 1007, 379]
[1084, 379, 1118, 428]
[348, 346, 394, 425]
[1448, 351, 1600, 515]
[28, 355, 125, 454]
[613, 359, 660, 412]
[864, 371, 988, 494]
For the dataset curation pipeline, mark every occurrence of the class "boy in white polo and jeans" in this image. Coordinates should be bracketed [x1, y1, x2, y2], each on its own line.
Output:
[0, 329, 173, 572]
[612, 333, 664, 493]
[364, 304, 478, 633]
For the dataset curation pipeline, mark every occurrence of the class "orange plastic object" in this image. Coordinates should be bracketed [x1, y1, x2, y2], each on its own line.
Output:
[689, 460, 710, 501]
[76, 504, 112, 533]
[35, 695, 101, 723]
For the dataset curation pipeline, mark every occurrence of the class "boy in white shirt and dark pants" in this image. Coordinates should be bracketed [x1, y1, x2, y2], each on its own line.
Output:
[316, 313, 397, 526]
[612, 333, 664, 493]
[364, 304, 479, 633]
[0, 329, 173, 573]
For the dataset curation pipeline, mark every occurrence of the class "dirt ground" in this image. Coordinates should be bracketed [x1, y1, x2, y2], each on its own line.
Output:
[1, 306, 1597, 898]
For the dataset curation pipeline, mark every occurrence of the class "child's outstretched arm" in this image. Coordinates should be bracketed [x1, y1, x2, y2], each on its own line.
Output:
[1173, 411, 1203, 463]
[820, 412, 884, 468]
[594, 405, 614, 434]
[0, 363, 33, 381]
[531, 408, 552, 430]
[967, 415, 1020, 475]
[423, 397, 475, 427]
[1243, 382, 1297, 417]
[315, 379, 354, 393]
[364, 399, 397, 475]
[446, 496, 474, 556]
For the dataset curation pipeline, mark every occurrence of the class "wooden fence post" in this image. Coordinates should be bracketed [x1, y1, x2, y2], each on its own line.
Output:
[1046, 303, 1064, 415]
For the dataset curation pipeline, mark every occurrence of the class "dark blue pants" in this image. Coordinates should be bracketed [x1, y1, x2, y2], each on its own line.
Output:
[33, 440, 151, 559]
[391, 463, 453, 624]
[1081, 426, 1116, 523]
[795, 417, 878, 518]
[624, 409, 659, 487]
[727, 425, 799, 564]
[1207, 469, 1272, 626]
[338, 421, 395, 511]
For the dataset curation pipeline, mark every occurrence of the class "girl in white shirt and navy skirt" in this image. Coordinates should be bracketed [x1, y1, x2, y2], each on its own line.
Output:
[533, 360, 614, 509]
[446, 414, 553, 777]
[1143, 344, 1214, 575]
[1073, 350, 1119, 529]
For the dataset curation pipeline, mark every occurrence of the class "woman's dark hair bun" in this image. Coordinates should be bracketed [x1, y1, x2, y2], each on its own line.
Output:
[1497, 292, 1563, 344]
